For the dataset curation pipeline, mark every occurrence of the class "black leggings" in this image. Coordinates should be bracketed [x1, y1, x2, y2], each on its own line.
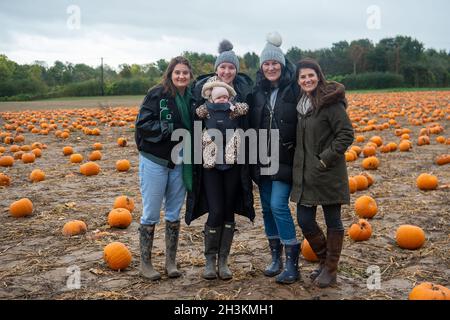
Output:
[203, 166, 241, 227]
[297, 204, 344, 234]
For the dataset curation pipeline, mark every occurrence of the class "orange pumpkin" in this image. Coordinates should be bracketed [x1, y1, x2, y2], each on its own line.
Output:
[4, 136, 14, 144]
[301, 239, 319, 262]
[0, 155, 14, 167]
[88, 150, 102, 161]
[353, 175, 369, 191]
[354, 195, 378, 218]
[10, 145, 20, 153]
[348, 219, 372, 241]
[63, 146, 74, 156]
[417, 135, 430, 146]
[113, 195, 135, 213]
[80, 162, 101, 176]
[108, 208, 132, 228]
[0, 173, 11, 186]
[348, 177, 357, 194]
[9, 198, 33, 218]
[21, 153, 36, 164]
[435, 136, 446, 144]
[400, 133, 410, 140]
[362, 156, 379, 170]
[360, 172, 375, 187]
[93, 142, 103, 150]
[369, 136, 383, 147]
[416, 173, 438, 190]
[398, 140, 411, 152]
[350, 145, 362, 156]
[387, 142, 397, 152]
[14, 134, 25, 143]
[31, 148, 42, 158]
[14, 151, 24, 160]
[409, 282, 450, 300]
[396, 225, 425, 250]
[103, 242, 132, 270]
[116, 159, 131, 172]
[62, 220, 87, 236]
[362, 146, 376, 158]
[345, 152, 356, 162]
[31, 142, 43, 150]
[30, 169, 45, 182]
[435, 154, 450, 166]
[117, 137, 127, 147]
[70, 153, 83, 163]
[379, 145, 391, 153]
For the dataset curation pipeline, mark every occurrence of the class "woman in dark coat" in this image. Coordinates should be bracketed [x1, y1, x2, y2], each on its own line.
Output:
[185, 40, 255, 281]
[249, 32, 300, 284]
[290, 58, 354, 288]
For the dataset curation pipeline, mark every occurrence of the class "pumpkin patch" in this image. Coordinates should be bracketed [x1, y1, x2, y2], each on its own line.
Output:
[0, 90, 448, 299]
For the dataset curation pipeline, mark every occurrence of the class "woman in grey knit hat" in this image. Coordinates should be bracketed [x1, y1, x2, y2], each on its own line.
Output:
[249, 31, 300, 284]
[186, 40, 255, 281]
[192, 39, 254, 105]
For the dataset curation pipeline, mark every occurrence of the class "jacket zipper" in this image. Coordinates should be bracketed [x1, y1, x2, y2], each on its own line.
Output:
[266, 92, 274, 158]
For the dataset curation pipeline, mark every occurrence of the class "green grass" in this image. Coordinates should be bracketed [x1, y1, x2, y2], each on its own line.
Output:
[348, 87, 450, 94]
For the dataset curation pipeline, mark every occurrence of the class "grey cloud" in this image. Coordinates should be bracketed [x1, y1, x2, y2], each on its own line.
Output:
[1, 0, 449, 65]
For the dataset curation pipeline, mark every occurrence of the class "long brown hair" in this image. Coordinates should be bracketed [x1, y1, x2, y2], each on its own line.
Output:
[161, 56, 193, 97]
[296, 58, 345, 109]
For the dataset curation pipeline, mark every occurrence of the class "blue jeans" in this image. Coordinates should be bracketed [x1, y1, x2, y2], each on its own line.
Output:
[258, 177, 298, 245]
[138, 154, 186, 225]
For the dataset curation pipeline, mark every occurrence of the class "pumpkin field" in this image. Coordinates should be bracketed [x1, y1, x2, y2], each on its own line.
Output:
[0, 90, 449, 300]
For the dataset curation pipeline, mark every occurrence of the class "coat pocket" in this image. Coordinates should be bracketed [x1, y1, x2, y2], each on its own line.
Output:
[314, 155, 329, 172]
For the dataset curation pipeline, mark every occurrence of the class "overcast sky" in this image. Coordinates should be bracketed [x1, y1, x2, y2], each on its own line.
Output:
[1, 0, 449, 69]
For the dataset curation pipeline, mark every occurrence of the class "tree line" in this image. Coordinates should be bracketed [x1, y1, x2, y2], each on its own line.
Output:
[0, 35, 448, 101]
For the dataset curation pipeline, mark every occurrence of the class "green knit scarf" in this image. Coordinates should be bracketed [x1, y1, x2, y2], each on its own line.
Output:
[175, 90, 193, 192]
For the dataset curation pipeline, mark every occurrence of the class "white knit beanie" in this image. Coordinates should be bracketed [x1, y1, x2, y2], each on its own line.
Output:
[260, 31, 286, 67]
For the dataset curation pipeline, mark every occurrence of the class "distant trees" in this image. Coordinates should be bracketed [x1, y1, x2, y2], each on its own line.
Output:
[0, 35, 448, 100]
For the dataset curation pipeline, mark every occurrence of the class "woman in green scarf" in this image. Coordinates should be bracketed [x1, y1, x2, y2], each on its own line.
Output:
[135, 56, 194, 280]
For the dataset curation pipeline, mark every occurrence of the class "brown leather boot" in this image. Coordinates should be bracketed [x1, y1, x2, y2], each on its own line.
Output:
[303, 227, 327, 280]
[315, 229, 344, 288]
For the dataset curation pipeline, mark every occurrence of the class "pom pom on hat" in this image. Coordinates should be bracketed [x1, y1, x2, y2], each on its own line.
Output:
[214, 39, 240, 71]
[260, 31, 286, 67]
[266, 31, 282, 47]
[218, 40, 234, 54]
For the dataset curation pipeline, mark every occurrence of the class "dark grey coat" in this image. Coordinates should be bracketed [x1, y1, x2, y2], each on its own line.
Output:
[290, 82, 354, 206]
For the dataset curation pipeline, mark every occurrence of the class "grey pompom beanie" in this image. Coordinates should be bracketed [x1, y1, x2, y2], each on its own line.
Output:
[214, 39, 240, 71]
[260, 31, 286, 67]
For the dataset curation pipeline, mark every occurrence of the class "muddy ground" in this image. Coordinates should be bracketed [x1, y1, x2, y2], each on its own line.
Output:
[0, 93, 449, 300]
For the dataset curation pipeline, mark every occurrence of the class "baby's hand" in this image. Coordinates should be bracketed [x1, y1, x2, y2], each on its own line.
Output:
[229, 103, 236, 111]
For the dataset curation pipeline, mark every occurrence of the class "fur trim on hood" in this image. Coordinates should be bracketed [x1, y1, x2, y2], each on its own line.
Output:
[317, 81, 347, 109]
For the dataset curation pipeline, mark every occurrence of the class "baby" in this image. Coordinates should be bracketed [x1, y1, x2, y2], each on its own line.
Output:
[196, 78, 248, 119]
[196, 78, 249, 168]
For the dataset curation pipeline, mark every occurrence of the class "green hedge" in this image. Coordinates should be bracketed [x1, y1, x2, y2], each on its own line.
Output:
[105, 78, 158, 95]
[340, 72, 405, 90]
